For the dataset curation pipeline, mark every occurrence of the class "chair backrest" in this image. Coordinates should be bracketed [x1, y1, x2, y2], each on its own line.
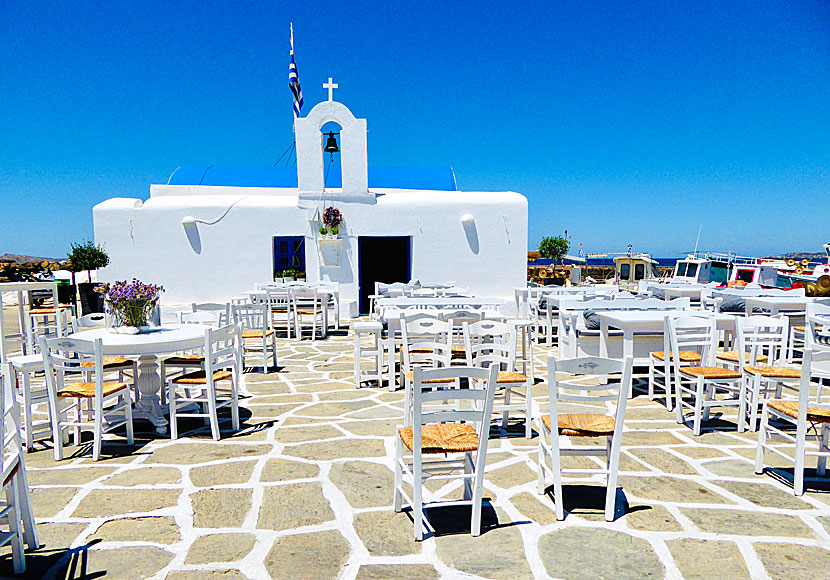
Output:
[735, 315, 789, 367]
[0, 363, 22, 479]
[39, 336, 105, 402]
[291, 286, 322, 308]
[806, 303, 830, 349]
[410, 365, 499, 449]
[203, 324, 240, 378]
[232, 302, 270, 332]
[795, 349, 830, 424]
[666, 316, 718, 370]
[463, 320, 516, 371]
[546, 355, 633, 440]
[401, 317, 452, 371]
[191, 302, 231, 326]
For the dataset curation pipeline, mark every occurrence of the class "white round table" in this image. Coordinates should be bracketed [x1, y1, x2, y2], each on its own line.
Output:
[69, 324, 207, 434]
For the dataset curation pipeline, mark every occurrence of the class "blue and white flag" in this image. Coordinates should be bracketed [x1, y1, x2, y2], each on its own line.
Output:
[289, 23, 303, 118]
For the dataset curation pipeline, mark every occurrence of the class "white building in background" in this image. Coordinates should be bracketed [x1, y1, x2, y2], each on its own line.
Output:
[93, 91, 527, 316]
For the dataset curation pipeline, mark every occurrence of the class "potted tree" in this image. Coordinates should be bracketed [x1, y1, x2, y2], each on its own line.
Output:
[538, 235, 570, 285]
[67, 240, 109, 314]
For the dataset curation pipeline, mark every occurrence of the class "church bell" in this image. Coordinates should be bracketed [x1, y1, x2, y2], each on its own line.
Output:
[323, 132, 340, 154]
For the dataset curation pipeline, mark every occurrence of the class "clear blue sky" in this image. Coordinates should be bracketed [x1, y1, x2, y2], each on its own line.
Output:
[2, 1, 828, 258]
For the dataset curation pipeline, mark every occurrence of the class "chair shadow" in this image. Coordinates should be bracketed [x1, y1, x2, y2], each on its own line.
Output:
[762, 467, 830, 495]
[411, 501, 529, 538]
[541, 484, 632, 522]
[489, 420, 538, 440]
[0, 539, 105, 579]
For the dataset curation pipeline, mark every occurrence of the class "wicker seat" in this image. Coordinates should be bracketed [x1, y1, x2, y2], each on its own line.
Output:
[242, 329, 274, 339]
[172, 370, 233, 384]
[404, 371, 455, 384]
[58, 381, 127, 398]
[398, 423, 479, 454]
[81, 356, 133, 369]
[767, 400, 830, 424]
[29, 307, 70, 315]
[497, 370, 527, 383]
[541, 413, 615, 437]
[163, 354, 205, 365]
[651, 350, 701, 362]
[679, 366, 742, 379]
[744, 365, 801, 379]
[717, 351, 768, 363]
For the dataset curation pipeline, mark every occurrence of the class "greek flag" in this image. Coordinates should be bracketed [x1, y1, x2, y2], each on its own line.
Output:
[289, 24, 303, 117]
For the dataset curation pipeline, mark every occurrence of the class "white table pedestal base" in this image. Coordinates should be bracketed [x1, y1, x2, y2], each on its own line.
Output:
[132, 354, 168, 434]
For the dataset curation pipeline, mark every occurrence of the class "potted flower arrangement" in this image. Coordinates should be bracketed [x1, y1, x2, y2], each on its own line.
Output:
[96, 278, 164, 334]
[319, 206, 343, 238]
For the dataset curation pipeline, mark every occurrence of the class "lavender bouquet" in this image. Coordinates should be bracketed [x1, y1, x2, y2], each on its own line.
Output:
[96, 279, 164, 329]
[322, 206, 343, 234]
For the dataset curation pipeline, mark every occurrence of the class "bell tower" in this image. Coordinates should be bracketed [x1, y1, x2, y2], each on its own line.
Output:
[295, 79, 374, 204]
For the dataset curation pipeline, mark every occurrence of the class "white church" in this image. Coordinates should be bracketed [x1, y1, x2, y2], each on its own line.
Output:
[93, 82, 528, 317]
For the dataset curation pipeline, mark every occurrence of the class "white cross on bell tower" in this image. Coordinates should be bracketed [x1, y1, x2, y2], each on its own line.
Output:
[323, 77, 338, 101]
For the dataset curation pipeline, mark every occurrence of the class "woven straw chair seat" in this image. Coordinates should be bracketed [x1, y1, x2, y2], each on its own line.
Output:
[541, 413, 615, 437]
[404, 371, 455, 384]
[717, 351, 768, 363]
[296, 309, 323, 315]
[651, 350, 701, 362]
[398, 423, 478, 454]
[29, 307, 71, 314]
[744, 365, 801, 379]
[679, 366, 742, 379]
[793, 326, 805, 332]
[163, 354, 205, 365]
[768, 400, 830, 423]
[58, 381, 127, 398]
[497, 371, 528, 383]
[80, 356, 133, 369]
[173, 370, 233, 384]
[242, 329, 274, 339]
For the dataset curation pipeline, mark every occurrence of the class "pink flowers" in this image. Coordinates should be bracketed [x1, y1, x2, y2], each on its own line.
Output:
[96, 279, 163, 327]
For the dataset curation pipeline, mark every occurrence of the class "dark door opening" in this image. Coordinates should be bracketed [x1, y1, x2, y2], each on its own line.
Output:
[358, 236, 411, 314]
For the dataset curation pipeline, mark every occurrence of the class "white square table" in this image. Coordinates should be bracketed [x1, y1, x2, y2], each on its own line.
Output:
[744, 296, 813, 316]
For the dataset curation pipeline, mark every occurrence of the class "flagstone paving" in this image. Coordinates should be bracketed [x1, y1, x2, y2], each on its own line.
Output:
[2, 315, 830, 579]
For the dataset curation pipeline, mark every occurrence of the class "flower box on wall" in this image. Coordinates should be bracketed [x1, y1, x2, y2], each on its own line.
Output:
[319, 238, 342, 267]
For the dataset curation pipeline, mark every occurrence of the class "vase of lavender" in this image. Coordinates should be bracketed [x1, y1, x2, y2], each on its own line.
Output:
[97, 279, 164, 334]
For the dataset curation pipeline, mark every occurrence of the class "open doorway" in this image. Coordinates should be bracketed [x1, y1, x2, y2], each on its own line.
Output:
[358, 236, 411, 314]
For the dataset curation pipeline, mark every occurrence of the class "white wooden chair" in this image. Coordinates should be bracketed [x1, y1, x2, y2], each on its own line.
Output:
[464, 320, 533, 437]
[169, 324, 241, 440]
[536, 355, 632, 521]
[232, 302, 277, 371]
[70, 314, 139, 401]
[292, 287, 326, 341]
[0, 364, 38, 574]
[393, 364, 498, 540]
[647, 328, 702, 411]
[438, 310, 483, 362]
[669, 317, 745, 436]
[264, 287, 295, 338]
[736, 315, 801, 431]
[755, 349, 830, 495]
[40, 336, 135, 461]
[318, 282, 341, 332]
[805, 305, 830, 400]
[401, 317, 453, 424]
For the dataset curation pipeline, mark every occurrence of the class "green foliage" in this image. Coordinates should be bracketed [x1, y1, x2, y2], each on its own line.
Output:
[538, 236, 570, 262]
[330, 226, 339, 236]
[319, 226, 329, 235]
[274, 268, 306, 280]
[67, 240, 109, 276]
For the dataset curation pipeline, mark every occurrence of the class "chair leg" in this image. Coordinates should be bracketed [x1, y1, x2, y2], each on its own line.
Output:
[393, 436, 403, 512]
[501, 387, 511, 429]
[647, 361, 655, 401]
[15, 466, 38, 549]
[552, 436, 564, 520]
[230, 375, 240, 431]
[525, 383, 532, 438]
[5, 479, 25, 574]
[353, 332, 361, 387]
[749, 375, 762, 432]
[537, 428, 547, 495]
[755, 403, 769, 474]
[413, 453, 423, 541]
[124, 391, 134, 445]
[605, 435, 622, 522]
[92, 400, 104, 462]
[169, 383, 178, 440]
[692, 377, 705, 436]
[207, 389, 220, 440]
[818, 425, 829, 476]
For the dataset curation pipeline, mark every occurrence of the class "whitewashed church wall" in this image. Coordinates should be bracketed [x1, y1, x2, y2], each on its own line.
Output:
[94, 188, 527, 315]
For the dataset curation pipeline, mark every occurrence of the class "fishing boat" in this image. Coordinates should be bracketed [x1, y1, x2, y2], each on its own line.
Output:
[613, 253, 660, 290]
[775, 243, 830, 296]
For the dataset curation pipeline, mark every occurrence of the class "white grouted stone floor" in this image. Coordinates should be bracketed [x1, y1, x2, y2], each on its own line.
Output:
[3, 319, 830, 579]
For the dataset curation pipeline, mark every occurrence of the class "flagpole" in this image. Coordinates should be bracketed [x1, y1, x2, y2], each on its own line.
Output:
[290, 23, 296, 121]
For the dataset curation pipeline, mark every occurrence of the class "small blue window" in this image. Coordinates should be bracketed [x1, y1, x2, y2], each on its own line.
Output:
[273, 236, 305, 274]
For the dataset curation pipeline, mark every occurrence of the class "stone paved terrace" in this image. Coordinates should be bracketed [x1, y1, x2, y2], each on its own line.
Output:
[2, 313, 830, 579]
